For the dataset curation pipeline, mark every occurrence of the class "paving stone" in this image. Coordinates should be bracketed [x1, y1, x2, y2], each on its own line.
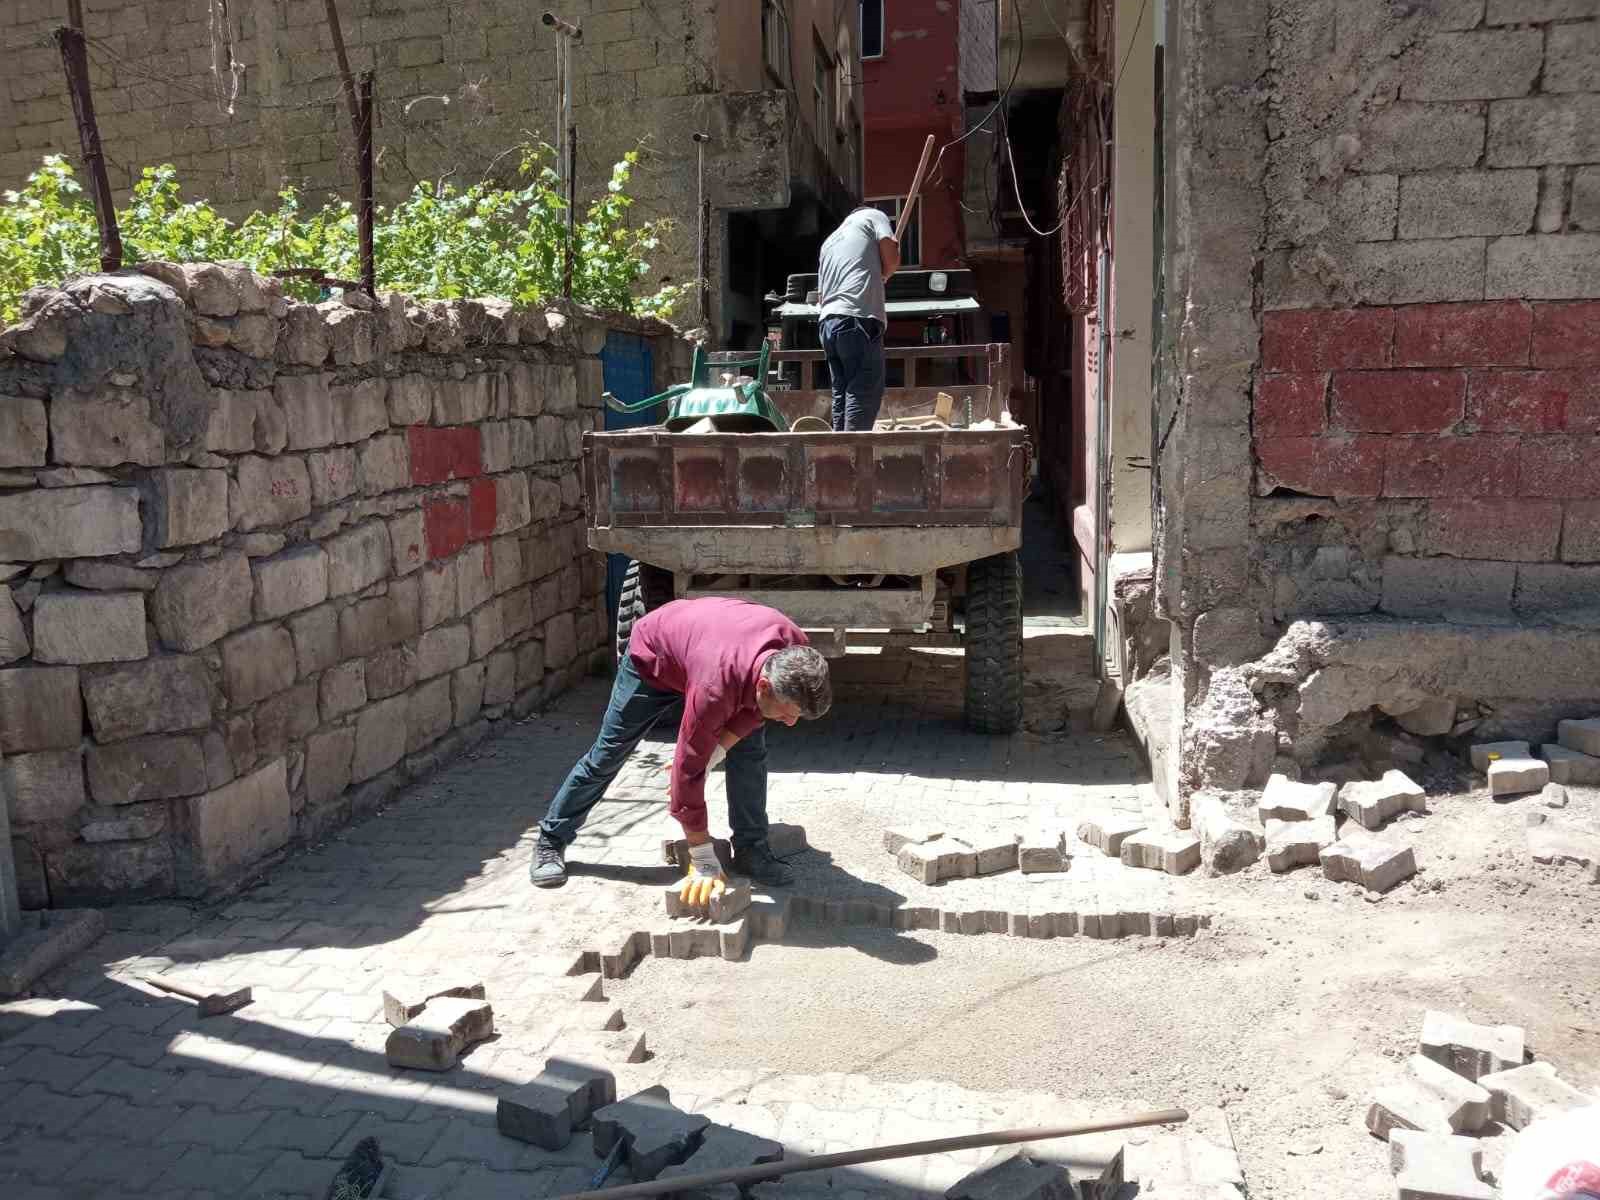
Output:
[1339, 770, 1426, 829]
[883, 826, 943, 856]
[1257, 774, 1338, 822]
[1388, 1130, 1493, 1200]
[1320, 837, 1417, 893]
[895, 840, 943, 885]
[31, 590, 148, 664]
[1076, 814, 1148, 857]
[496, 1056, 618, 1150]
[663, 878, 752, 923]
[386, 996, 495, 1071]
[1470, 739, 1531, 772]
[1017, 828, 1068, 873]
[1526, 822, 1600, 868]
[592, 1085, 711, 1181]
[965, 833, 1020, 876]
[946, 1148, 1075, 1199]
[1119, 829, 1201, 875]
[381, 979, 488, 1027]
[657, 1122, 786, 1198]
[1489, 756, 1550, 797]
[1264, 815, 1338, 873]
[151, 552, 254, 652]
[1557, 717, 1600, 757]
[1420, 1010, 1525, 1082]
[1476, 1060, 1592, 1130]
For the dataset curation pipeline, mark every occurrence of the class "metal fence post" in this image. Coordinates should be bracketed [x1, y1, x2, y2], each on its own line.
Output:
[54, 22, 122, 273]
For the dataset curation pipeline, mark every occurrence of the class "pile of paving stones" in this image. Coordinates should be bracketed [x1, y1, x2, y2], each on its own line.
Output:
[1474, 721, 1600, 882]
[1367, 1011, 1597, 1200]
[883, 816, 1202, 882]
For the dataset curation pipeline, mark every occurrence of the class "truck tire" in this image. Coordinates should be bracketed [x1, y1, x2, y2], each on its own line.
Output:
[963, 551, 1023, 734]
[616, 561, 673, 664]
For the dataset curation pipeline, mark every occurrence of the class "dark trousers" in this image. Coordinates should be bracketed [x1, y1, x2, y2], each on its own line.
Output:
[821, 315, 886, 431]
[538, 653, 770, 849]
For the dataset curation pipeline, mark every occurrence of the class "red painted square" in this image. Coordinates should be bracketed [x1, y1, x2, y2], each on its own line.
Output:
[1382, 435, 1519, 498]
[1394, 301, 1532, 367]
[1520, 437, 1600, 499]
[409, 426, 482, 485]
[1261, 307, 1394, 372]
[1330, 370, 1465, 433]
[424, 495, 469, 560]
[1421, 499, 1562, 561]
[1254, 435, 1385, 497]
[1466, 369, 1599, 433]
[1531, 301, 1600, 368]
[1255, 373, 1327, 435]
[467, 477, 498, 541]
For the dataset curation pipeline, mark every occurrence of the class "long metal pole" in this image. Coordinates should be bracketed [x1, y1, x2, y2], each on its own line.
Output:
[55, 24, 121, 273]
[357, 70, 376, 298]
[323, 0, 361, 145]
[550, 1108, 1188, 1200]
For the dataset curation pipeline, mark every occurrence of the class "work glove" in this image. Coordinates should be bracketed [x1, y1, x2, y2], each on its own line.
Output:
[678, 840, 726, 913]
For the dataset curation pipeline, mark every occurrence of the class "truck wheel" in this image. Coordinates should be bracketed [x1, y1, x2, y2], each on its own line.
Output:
[616, 561, 673, 664]
[963, 551, 1023, 734]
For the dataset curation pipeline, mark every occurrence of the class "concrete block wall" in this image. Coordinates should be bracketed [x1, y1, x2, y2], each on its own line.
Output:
[0, 264, 685, 909]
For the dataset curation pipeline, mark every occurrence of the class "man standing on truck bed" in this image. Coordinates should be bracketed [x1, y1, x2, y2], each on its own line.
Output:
[530, 597, 833, 905]
[818, 205, 900, 431]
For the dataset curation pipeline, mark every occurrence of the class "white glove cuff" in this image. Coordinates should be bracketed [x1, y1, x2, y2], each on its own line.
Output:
[688, 841, 721, 873]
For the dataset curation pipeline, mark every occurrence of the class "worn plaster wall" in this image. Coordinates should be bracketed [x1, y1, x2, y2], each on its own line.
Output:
[0, 264, 688, 908]
[1159, 0, 1600, 811]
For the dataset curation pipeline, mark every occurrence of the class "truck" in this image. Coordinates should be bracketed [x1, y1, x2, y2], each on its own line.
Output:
[582, 272, 1028, 733]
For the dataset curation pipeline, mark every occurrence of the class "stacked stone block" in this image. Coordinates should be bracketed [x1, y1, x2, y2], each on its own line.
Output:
[0, 264, 686, 908]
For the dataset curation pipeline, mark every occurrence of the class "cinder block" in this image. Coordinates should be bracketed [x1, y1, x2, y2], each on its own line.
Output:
[1076, 815, 1147, 857]
[1389, 1130, 1492, 1200]
[1340, 770, 1426, 830]
[1488, 757, 1549, 797]
[1420, 1010, 1524, 1082]
[380, 980, 487, 1028]
[1264, 815, 1337, 873]
[497, 1056, 618, 1150]
[1557, 717, 1600, 757]
[1477, 1060, 1592, 1130]
[385, 996, 494, 1071]
[1320, 837, 1417, 893]
[1258, 774, 1337, 822]
[1119, 829, 1201, 875]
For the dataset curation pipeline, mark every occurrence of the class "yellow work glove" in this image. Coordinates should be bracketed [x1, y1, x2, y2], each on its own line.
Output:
[678, 841, 726, 913]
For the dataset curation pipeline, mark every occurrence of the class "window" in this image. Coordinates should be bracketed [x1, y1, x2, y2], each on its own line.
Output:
[869, 196, 921, 267]
[762, 0, 789, 85]
[861, 0, 884, 60]
[813, 35, 833, 138]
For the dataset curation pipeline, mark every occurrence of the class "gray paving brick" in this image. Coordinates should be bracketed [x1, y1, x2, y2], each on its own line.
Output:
[385, 1162, 467, 1200]
[6, 1081, 109, 1130]
[163, 1066, 266, 1111]
[155, 1147, 275, 1193]
[62, 1137, 188, 1191]
[166, 1106, 273, 1149]
[240, 1151, 343, 1199]
[88, 1095, 191, 1143]
[80, 1027, 173, 1067]
[329, 1113, 451, 1166]
[422, 1115, 543, 1170]
[10, 1048, 111, 1091]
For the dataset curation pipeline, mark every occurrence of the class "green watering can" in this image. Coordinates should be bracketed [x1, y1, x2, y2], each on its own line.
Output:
[603, 342, 790, 433]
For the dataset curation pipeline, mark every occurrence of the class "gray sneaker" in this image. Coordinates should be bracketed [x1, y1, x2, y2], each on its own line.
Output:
[530, 834, 567, 887]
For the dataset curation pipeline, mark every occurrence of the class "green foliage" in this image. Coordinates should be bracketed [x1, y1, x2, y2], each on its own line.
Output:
[0, 148, 683, 326]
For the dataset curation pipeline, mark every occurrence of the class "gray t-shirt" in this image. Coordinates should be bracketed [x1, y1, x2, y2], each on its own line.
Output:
[817, 207, 896, 323]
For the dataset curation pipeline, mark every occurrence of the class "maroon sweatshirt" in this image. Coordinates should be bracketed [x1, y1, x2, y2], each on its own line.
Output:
[628, 597, 808, 835]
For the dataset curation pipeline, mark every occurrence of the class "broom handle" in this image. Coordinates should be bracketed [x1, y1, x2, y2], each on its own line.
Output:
[895, 134, 937, 244]
[549, 1107, 1188, 1200]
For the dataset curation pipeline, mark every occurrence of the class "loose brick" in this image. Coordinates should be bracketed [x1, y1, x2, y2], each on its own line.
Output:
[380, 980, 487, 1027]
[1340, 770, 1426, 830]
[497, 1057, 617, 1150]
[1370, 1055, 1491, 1138]
[1520, 437, 1600, 498]
[385, 997, 493, 1071]
[1477, 1061, 1591, 1130]
[1395, 301, 1532, 368]
[883, 826, 943, 856]
[1389, 1131, 1493, 1200]
[1256, 435, 1385, 497]
[85, 735, 206, 805]
[591, 1086, 710, 1182]
[1259, 777, 1343, 828]
[967, 833, 1020, 875]
[222, 625, 298, 706]
[1017, 828, 1069, 873]
[1471, 739, 1531, 772]
[1192, 791, 1264, 875]
[1265, 815, 1338, 873]
[1076, 814, 1147, 857]
[32, 591, 148, 665]
[1262, 307, 1394, 372]
[1382, 435, 1518, 498]
[1532, 301, 1600, 368]
[1119, 829, 1201, 875]
[946, 1149, 1075, 1200]
[1320, 837, 1417, 893]
[1420, 1010, 1524, 1082]
[407, 425, 480, 485]
[1254, 373, 1327, 436]
[1487, 95, 1600, 168]
[1542, 742, 1600, 785]
[895, 840, 943, 885]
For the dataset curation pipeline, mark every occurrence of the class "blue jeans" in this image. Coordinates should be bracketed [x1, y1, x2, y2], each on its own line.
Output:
[821, 315, 886, 431]
[539, 653, 771, 849]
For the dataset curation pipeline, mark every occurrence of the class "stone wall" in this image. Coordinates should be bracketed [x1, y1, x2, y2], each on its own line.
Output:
[0, 263, 689, 908]
[1159, 0, 1600, 809]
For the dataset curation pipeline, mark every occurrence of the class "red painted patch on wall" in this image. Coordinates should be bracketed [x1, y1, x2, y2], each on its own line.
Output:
[1254, 435, 1385, 497]
[1394, 301, 1532, 367]
[1262, 307, 1394, 372]
[424, 495, 469, 560]
[1531, 301, 1600, 368]
[1420, 499, 1563, 562]
[467, 478, 498, 541]
[1255, 373, 1328, 436]
[409, 426, 482, 485]
[1330, 370, 1466, 433]
[1467, 369, 1600, 433]
[1520, 436, 1600, 499]
[1382, 435, 1520, 498]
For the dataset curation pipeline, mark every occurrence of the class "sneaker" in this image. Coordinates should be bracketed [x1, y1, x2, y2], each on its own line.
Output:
[530, 834, 567, 887]
[730, 840, 794, 888]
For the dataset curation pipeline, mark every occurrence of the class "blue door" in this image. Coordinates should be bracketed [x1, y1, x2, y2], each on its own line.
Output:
[600, 331, 656, 623]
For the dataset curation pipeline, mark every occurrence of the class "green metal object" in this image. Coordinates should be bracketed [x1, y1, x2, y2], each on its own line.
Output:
[605, 342, 788, 432]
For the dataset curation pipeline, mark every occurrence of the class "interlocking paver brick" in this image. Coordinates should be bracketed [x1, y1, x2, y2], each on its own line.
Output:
[1477, 1060, 1593, 1129]
[330, 1114, 452, 1166]
[1419, 1010, 1524, 1081]
[155, 1146, 276, 1192]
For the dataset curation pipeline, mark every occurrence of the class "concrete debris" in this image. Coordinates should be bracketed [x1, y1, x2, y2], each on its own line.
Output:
[1477, 1060, 1593, 1131]
[1264, 816, 1337, 873]
[1388, 1130, 1492, 1200]
[1320, 838, 1417, 893]
[1470, 740, 1530, 773]
[945, 1148, 1075, 1199]
[1191, 791, 1264, 875]
[1419, 1010, 1525, 1082]
[1540, 743, 1600, 786]
[1119, 829, 1201, 875]
[1339, 770, 1426, 830]
[591, 1085, 711, 1181]
[1257, 774, 1338, 823]
[1557, 717, 1600, 757]
[656, 1122, 785, 1199]
[1368, 1055, 1491, 1138]
[1489, 756, 1550, 798]
[380, 979, 487, 1028]
[496, 1055, 618, 1150]
[1077, 814, 1149, 857]
[385, 996, 494, 1071]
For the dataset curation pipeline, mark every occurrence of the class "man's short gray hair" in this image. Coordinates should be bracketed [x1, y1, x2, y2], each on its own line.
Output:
[762, 646, 832, 719]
